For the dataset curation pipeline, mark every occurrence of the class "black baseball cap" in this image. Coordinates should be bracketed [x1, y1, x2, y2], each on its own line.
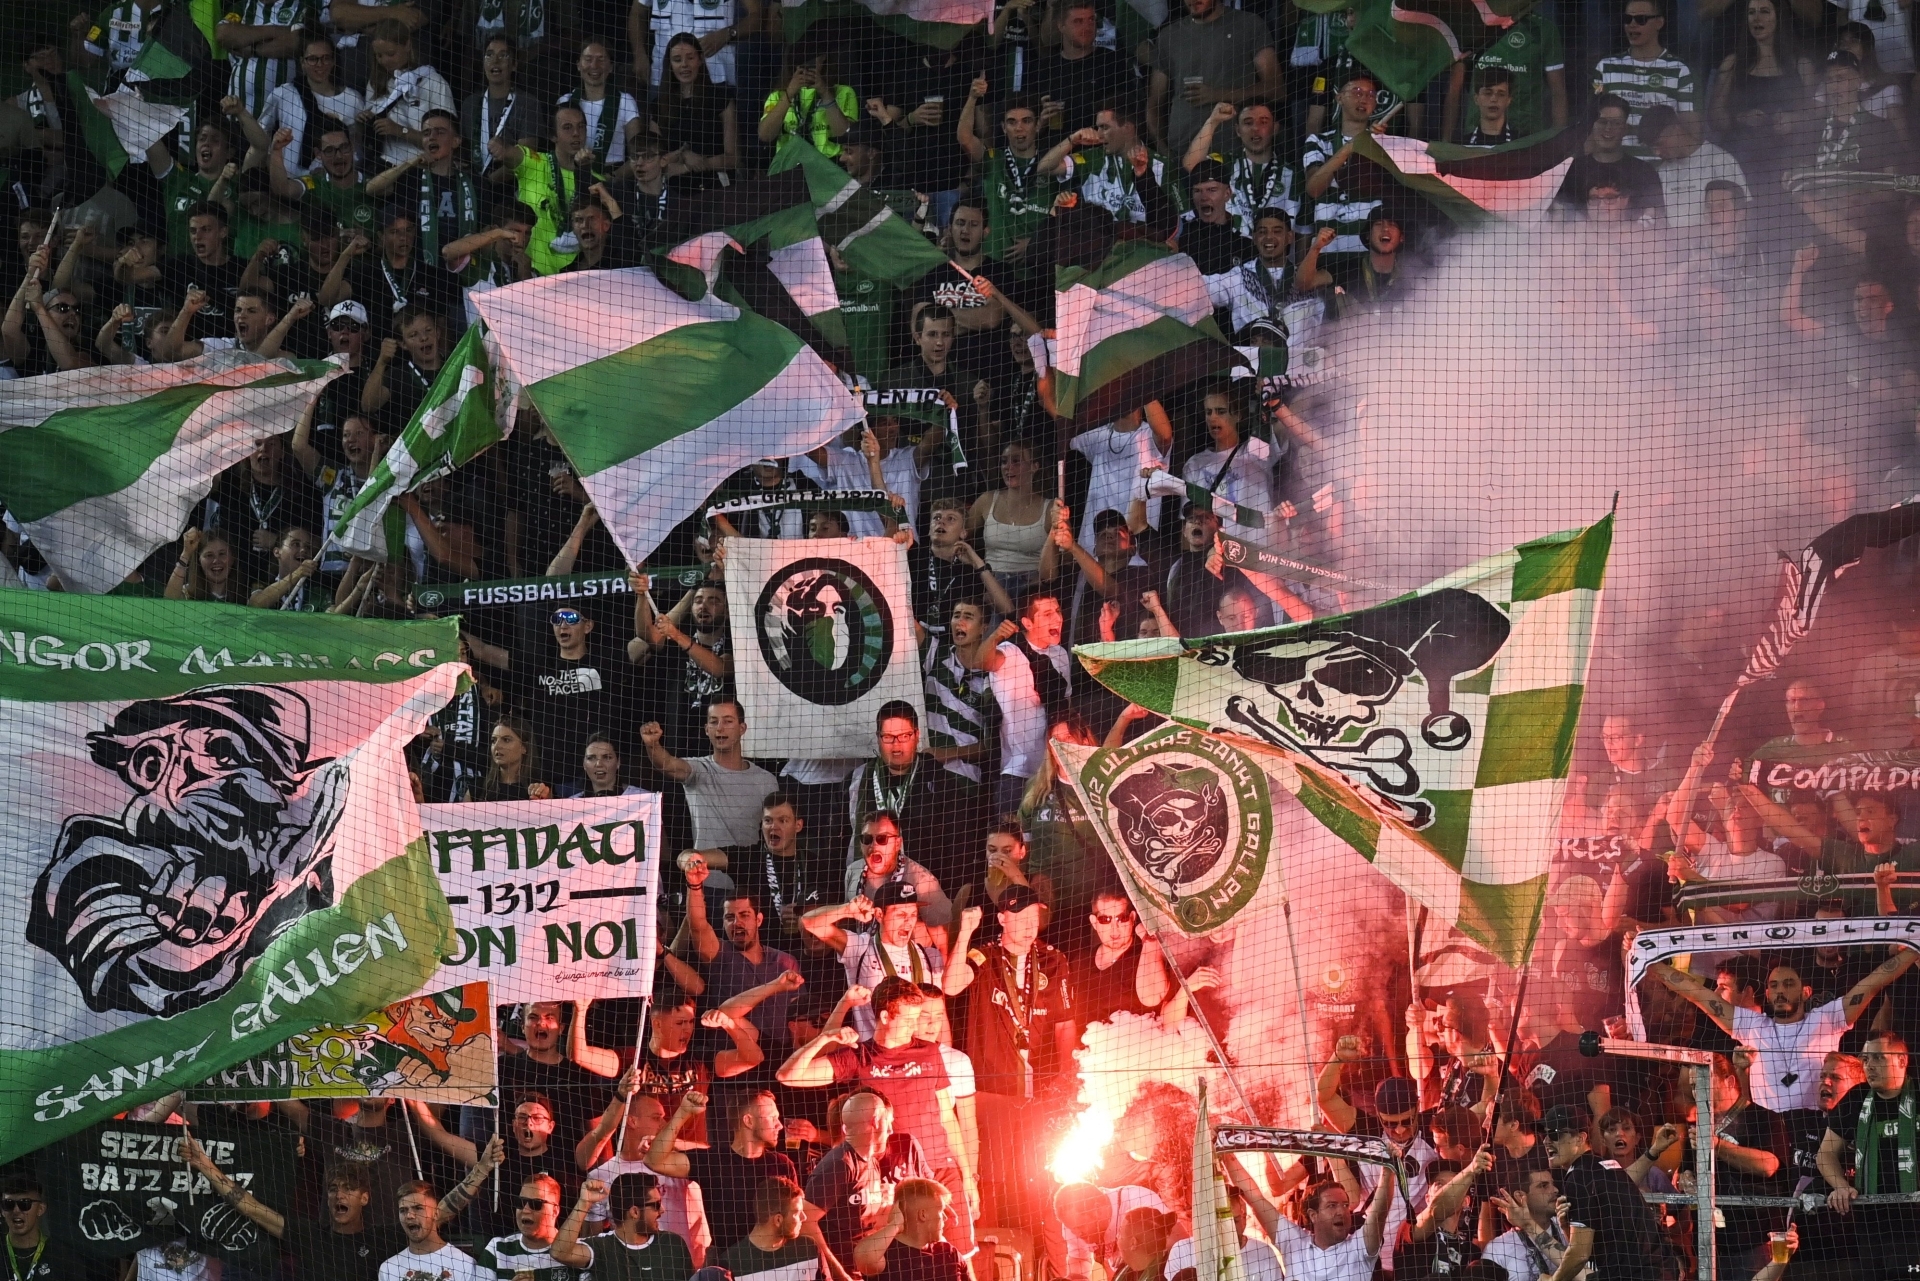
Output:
[998, 884, 1044, 914]
[872, 881, 919, 909]
[1542, 1104, 1584, 1140]
[1189, 157, 1231, 190]
[1826, 50, 1862, 70]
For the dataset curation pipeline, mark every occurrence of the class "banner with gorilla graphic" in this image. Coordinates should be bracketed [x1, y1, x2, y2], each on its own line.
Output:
[0, 593, 465, 1163]
[723, 535, 925, 758]
[1070, 515, 1612, 967]
[40, 1118, 295, 1265]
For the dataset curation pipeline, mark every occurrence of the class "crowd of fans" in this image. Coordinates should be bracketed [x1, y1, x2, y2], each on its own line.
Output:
[4, 0, 1920, 1277]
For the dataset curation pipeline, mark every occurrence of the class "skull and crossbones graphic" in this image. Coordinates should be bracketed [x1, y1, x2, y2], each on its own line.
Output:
[1202, 589, 1511, 829]
[28, 685, 347, 1017]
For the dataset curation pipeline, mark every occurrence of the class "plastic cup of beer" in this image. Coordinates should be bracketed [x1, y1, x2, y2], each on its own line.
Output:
[1767, 1231, 1791, 1264]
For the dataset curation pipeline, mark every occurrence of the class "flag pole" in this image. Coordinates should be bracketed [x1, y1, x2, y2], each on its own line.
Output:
[1159, 950, 1260, 1123]
[1482, 968, 1530, 1146]
[400, 1098, 424, 1179]
[1279, 895, 1319, 1124]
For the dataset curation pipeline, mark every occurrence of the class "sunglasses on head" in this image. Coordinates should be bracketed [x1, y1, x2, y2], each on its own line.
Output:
[2, 1199, 39, 1213]
[552, 608, 583, 625]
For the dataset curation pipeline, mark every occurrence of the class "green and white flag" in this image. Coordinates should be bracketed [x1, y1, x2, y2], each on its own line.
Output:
[333, 324, 517, 561]
[1073, 515, 1611, 965]
[473, 267, 865, 568]
[0, 594, 463, 1161]
[1054, 240, 1237, 425]
[1356, 130, 1575, 226]
[69, 72, 188, 175]
[769, 140, 948, 289]
[1295, 0, 1539, 103]
[1144, 469, 1264, 529]
[0, 349, 345, 595]
[781, 0, 990, 48]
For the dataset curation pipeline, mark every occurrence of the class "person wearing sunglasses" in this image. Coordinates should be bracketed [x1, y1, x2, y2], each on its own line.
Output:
[464, 604, 642, 784]
[1591, 0, 1697, 160]
[1313, 1050, 1435, 1274]
[481, 1173, 577, 1277]
[555, 1172, 697, 1280]
[1, 1178, 82, 1281]
[1071, 888, 1172, 1027]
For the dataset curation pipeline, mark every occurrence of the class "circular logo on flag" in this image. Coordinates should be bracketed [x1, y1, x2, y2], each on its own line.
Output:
[1084, 728, 1269, 933]
[755, 557, 894, 706]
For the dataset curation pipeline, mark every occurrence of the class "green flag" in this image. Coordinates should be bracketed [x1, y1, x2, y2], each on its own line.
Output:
[334, 324, 516, 560]
[67, 72, 188, 176]
[0, 594, 464, 1161]
[769, 138, 948, 289]
[1295, 0, 1538, 104]
[1073, 515, 1612, 965]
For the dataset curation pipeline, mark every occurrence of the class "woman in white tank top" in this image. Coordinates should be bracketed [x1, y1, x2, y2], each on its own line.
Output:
[968, 440, 1055, 601]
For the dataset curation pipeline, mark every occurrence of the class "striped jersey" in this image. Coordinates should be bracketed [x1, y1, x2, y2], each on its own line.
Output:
[227, 0, 308, 117]
[84, 1, 153, 75]
[1591, 49, 1696, 157]
[481, 1234, 577, 1279]
[1211, 151, 1299, 235]
[1300, 129, 1379, 256]
[922, 638, 998, 785]
[1060, 148, 1188, 222]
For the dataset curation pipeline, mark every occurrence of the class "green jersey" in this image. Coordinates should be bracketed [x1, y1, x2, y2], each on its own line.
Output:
[980, 147, 1054, 259]
[161, 163, 217, 257]
[833, 265, 897, 381]
[1466, 13, 1566, 140]
[301, 172, 377, 237]
[226, 0, 310, 117]
[1059, 147, 1188, 223]
[83, 1, 154, 78]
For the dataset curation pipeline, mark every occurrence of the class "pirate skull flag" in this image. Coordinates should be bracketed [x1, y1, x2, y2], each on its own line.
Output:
[0, 593, 463, 1163]
[1072, 516, 1611, 965]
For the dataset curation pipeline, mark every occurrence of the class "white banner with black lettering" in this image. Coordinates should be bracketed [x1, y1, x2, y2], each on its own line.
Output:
[723, 536, 925, 759]
[1626, 916, 1920, 988]
[423, 796, 659, 1002]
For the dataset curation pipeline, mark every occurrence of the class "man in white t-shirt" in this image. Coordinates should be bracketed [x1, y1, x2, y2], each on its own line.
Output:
[1481, 1165, 1570, 1281]
[1164, 1180, 1284, 1281]
[379, 1182, 486, 1281]
[644, 699, 781, 851]
[1265, 1172, 1393, 1281]
[1068, 404, 1172, 551]
[803, 878, 947, 1037]
[1651, 950, 1918, 1111]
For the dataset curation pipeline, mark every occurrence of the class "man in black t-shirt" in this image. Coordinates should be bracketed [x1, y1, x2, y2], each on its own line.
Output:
[498, 1000, 622, 1146]
[1029, 0, 1135, 135]
[0, 1175, 92, 1281]
[854, 1177, 968, 1281]
[1071, 888, 1169, 1027]
[341, 206, 464, 338]
[805, 1087, 936, 1266]
[1786, 1051, 1865, 1266]
[647, 1089, 800, 1254]
[182, 1137, 409, 1279]
[1819, 1031, 1920, 1279]
[160, 202, 245, 341]
[1554, 96, 1664, 219]
[1543, 1104, 1670, 1281]
[464, 606, 642, 770]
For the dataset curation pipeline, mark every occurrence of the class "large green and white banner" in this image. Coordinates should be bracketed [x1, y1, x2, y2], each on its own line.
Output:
[0, 594, 463, 1162]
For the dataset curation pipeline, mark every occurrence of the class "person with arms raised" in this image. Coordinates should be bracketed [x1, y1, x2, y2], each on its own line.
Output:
[648, 1090, 800, 1254]
[553, 1173, 699, 1281]
[778, 977, 977, 1260]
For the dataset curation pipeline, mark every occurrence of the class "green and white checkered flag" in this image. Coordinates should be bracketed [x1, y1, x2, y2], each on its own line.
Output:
[1073, 514, 1611, 966]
